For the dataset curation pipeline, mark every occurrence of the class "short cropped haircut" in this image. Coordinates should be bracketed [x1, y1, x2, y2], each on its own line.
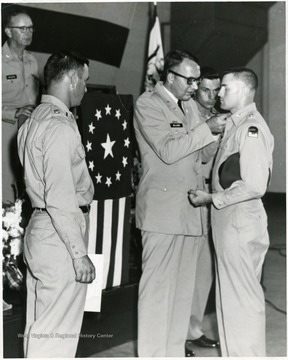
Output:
[224, 67, 258, 91]
[200, 66, 220, 81]
[4, 8, 31, 28]
[163, 50, 199, 81]
[44, 51, 89, 88]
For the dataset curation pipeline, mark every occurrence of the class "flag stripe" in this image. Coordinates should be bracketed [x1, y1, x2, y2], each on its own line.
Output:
[121, 196, 131, 285]
[102, 200, 113, 288]
[106, 199, 119, 288]
[96, 201, 105, 254]
[113, 197, 126, 287]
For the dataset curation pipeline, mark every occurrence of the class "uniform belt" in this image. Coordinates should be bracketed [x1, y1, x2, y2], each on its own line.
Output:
[34, 205, 91, 214]
[205, 179, 212, 184]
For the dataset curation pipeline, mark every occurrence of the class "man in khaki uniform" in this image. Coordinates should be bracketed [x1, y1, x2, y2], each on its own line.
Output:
[18, 52, 95, 358]
[2, 9, 39, 202]
[134, 50, 227, 357]
[189, 68, 274, 356]
[186, 67, 221, 351]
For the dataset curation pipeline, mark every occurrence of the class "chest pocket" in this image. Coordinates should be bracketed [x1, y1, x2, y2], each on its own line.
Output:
[219, 132, 238, 156]
[170, 121, 187, 138]
[4, 72, 22, 85]
[2, 72, 24, 103]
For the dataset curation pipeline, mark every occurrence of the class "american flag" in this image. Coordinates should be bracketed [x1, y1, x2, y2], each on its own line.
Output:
[80, 93, 133, 289]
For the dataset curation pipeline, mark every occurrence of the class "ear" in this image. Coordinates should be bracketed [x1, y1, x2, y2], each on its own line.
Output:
[69, 70, 78, 90]
[240, 85, 250, 96]
[167, 72, 174, 84]
[5, 27, 12, 39]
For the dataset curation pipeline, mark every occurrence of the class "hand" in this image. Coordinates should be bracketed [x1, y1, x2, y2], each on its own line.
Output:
[206, 114, 228, 134]
[73, 255, 96, 283]
[15, 105, 35, 119]
[188, 189, 212, 207]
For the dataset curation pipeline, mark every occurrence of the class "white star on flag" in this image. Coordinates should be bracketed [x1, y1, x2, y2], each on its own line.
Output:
[86, 141, 92, 152]
[115, 109, 121, 119]
[95, 173, 102, 183]
[95, 109, 102, 120]
[105, 177, 112, 187]
[101, 133, 116, 159]
[89, 122, 96, 134]
[122, 157, 128, 167]
[116, 171, 121, 181]
[124, 137, 130, 148]
[105, 104, 111, 115]
[122, 120, 127, 130]
[89, 161, 95, 171]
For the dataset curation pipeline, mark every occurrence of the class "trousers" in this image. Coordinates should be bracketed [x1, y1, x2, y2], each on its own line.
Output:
[137, 232, 205, 357]
[24, 210, 89, 358]
[187, 232, 214, 339]
[212, 200, 268, 356]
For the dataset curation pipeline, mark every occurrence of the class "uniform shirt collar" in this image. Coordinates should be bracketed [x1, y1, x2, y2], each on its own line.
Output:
[41, 94, 71, 117]
[2, 41, 28, 63]
[230, 102, 257, 126]
[162, 83, 178, 104]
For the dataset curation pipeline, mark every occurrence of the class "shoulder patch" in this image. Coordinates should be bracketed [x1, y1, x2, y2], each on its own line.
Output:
[248, 126, 258, 138]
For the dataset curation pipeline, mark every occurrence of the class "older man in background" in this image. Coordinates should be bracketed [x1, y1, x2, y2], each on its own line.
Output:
[2, 8, 39, 202]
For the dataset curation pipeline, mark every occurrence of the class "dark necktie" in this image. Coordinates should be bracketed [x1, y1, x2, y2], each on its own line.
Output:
[177, 100, 185, 114]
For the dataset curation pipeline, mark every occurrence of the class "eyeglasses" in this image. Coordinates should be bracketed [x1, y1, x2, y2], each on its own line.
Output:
[8, 26, 36, 33]
[169, 69, 201, 85]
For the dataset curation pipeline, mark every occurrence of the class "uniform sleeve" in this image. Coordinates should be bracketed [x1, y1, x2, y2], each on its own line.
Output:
[43, 121, 87, 259]
[201, 136, 220, 164]
[2, 105, 17, 123]
[134, 97, 215, 164]
[212, 124, 271, 209]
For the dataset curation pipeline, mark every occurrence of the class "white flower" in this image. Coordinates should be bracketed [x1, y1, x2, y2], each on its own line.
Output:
[10, 238, 23, 257]
[8, 227, 22, 238]
[2, 229, 9, 241]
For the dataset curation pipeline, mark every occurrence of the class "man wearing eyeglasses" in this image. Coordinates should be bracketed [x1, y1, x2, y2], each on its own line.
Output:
[2, 8, 39, 203]
[134, 50, 227, 357]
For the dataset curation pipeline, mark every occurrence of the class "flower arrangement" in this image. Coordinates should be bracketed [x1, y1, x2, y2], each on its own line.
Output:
[2, 199, 24, 291]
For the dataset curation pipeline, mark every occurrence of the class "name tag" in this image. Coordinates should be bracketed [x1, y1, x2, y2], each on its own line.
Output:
[170, 122, 183, 128]
[6, 74, 17, 80]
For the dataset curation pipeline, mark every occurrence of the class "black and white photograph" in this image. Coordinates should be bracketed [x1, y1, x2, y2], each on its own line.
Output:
[2, 1, 285, 358]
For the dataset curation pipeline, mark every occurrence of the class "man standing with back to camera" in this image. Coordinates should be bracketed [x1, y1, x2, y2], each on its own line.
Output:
[2, 8, 39, 202]
[18, 51, 95, 358]
[186, 67, 221, 353]
[134, 49, 227, 357]
[189, 68, 274, 356]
